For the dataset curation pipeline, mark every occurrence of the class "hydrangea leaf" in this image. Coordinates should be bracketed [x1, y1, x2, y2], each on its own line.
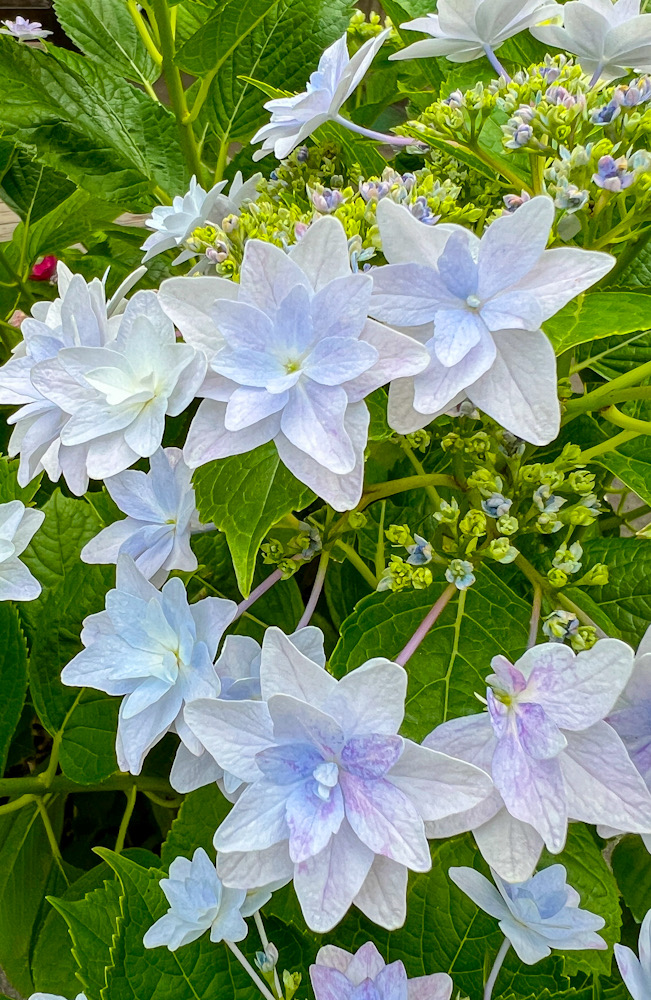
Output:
[175, 0, 285, 75]
[20, 490, 118, 784]
[53, 0, 160, 87]
[0, 455, 41, 504]
[34, 850, 161, 998]
[564, 537, 651, 645]
[161, 785, 232, 867]
[538, 823, 621, 977]
[10, 188, 117, 273]
[543, 292, 651, 354]
[50, 877, 123, 1000]
[315, 835, 567, 999]
[95, 849, 258, 1000]
[0, 146, 75, 222]
[612, 834, 651, 923]
[0, 38, 186, 210]
[0, 603, 28, 775]
[0, 798, 66, 996]
[193, 443, 315, 597]
[329, 570, 530, 741]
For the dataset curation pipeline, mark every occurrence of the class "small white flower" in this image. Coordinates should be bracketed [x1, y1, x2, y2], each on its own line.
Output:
[532, 0, 651, 83]
[28, 995, 85, 1000]
[0, 16, 52, 40]
[29, 291, 205, 490]
[141, 173, 262, 264]
[61, 555, 236, 774]
[160, 215, 428, 511]
[615, 907, 651, 1000]
[390, 0, 559, 70]
[143, 847, 252, 950]
[0, 263, 144, 494]
[251, 29, 391, 161]
[81, 447, 209, 585]
[0, 500, 44, 601]
[370, 196, 613, 446]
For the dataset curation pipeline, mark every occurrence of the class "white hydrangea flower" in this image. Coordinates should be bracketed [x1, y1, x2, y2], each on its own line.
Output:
[532, 0, 651, 84]
[615, 907, 651, 1000]
[0, 16, 52, 40]
[27, 291, 205, 491]
[61, 555, 236, 774]
[170, 627, 326, 794]
[81, 447, 210, 586]
[370, 196, 613, 446]
[159, 216, 428, 511]
[251, 29, 391, 161]
[0, 500, 44, 601]
[141, 172, 262, 264]
[391, 0, 559, 76]
[0, 263, 144, 494]
[143, 848, 254, 950]
[28, 995, 85, 1000]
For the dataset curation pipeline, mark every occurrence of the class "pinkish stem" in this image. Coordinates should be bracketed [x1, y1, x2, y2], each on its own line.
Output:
[395, 583, 457, 666]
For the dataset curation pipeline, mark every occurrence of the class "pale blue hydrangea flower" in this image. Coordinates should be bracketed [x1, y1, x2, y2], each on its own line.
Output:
[0, 16, 52, 40]
[532, 0, 651, 83]
[184, 627, 492, 932]
[143, 847, 278, 951]
[445, 558, 476, 589]
[449, 864, 606, 964]
[141, 173, 261, 264]
[251, 30, 391, 161]
[170, 627, 325, 795]
[552, 542, 583, 574]
[370, 196, 613, 446]
[424, 639, 651, 882]
[615, 907, 651, 1000]
[482, 493, 512, 518]
[61, 555, 236, 775]
[406, 533, 433, 565]
[81, 447, 210, 585]
[593, 154, 635, 191]
[310, 941, 452, 1000]
[0, 500, 44, 601]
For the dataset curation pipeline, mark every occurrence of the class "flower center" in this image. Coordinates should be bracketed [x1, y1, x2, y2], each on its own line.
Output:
[284, 358, 302, 374]
[466, 294, 481, 309]
[313, 760, 339, 801]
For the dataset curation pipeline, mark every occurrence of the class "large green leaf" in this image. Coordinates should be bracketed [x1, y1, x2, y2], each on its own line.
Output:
[161, 784, 231, 867]
[0, 38, 186, 210]
[0, 455, 41, 504]
[181, 0, 353, 144]
[612, 835, 651, 923]
[50, 876, 123, 1000]
[543, 291, 651, 355]
[20, 491, 117, 783]
[193, 443, 314, 597]
[54, 0, 160, 87]
[0, 604, 28, 775]
[0, 799, 66, 996]
[0, 148, 75, 223]
[329, 569, 530, 741]
[10, 187, 117, 271]
[97, 849, 258, 1000]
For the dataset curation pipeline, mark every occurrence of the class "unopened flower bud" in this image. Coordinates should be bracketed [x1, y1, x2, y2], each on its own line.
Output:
[386, 523, 413, 546]
[348, 511, 368, 529]
[571, 626, 598, 651]
[377, 555, 412, 592]
[547, 567, 568, 588]
[406, 533, 433, 565]
[255, 943, 279, 973]
[496, 514, 519, 536]
[277, 558, 300, 580]
[481, 493, 512, 518]
[441, 432, 462, 451]
[221, 214, 239, 234]
[459, 509, 487, 537]
[467, 469, 502, 494]
[543, 608, 580, 641]
[488, 537, 518, 563]
[577, 562, 609, 586]
[537, 511, 563, 533]
[412, 566, 433, 589]
[445, 558, 476, 590]
[568, 470, 595, 494]
[557, 443, 584, 469]
[261, 539, 283, 564]
[434, 498, 460, 523]
[553, 541, 582, 574]
[405, 429, 431, 452]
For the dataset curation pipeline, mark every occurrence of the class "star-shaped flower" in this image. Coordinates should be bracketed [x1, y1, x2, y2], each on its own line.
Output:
[29, 291, 205, 490]
[0, 16, 52, 40]
[252, 29, 391, 161]
[311, 941, 452, 1000]
[160, 216, 428, 511]
[170, 627, 326, 795]
[450, 864, 606, 964]
[184, 627, 492, 932]
[81, 447, 209, 585]
[0, 500, 44, 601]
[424, 639, 651, 882]
[61, 555, 236, 774]
[141, 173, 261, 264]
[390, 0, 559, 75]
[532, 0, 651, 83]
[615, 906, 651, 1000]
[370, 196, 613, 445]
[0, 263, 144, 494]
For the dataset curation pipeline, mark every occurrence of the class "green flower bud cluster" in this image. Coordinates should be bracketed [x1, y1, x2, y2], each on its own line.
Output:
[377, 554, 433, 592]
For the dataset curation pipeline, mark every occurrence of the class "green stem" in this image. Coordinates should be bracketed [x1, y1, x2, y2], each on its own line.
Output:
[0, 773, 177, 798]
[214, 134, 230, 183]
[0, 793, 37, 817]
[36, 797, 70, 888]
[359, 472, 457, 510]
[127, 0, 163, 65]
[151, 0, 204, 183]
[375, 500, 387, 579]
[579, 430, 640, 462]
[466, 140, 533, 194]
[0, 246, 35, 306]
[335, 541, 378, 590]
[601, 405, 651, 435]
[515, 553, 606, 635]
[563, 359, 651, 419]
[184, 69, 217, 125]
[115, 784, 138, 853]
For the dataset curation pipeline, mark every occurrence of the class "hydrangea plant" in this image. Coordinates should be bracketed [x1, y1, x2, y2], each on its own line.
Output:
[1, 2, 651, 999]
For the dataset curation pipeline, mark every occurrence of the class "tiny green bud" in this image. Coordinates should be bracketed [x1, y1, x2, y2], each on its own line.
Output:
[547, 567, 569, 588]
[348, 511, 368, 529]
[385, 523, 413, 546]
[283, 970, 302, 1000]
[542, 608, 579, 640]
[459, 508, 487, 536]
[537, 512, 563, 533]
[558, 378, 574, 400]
[441, 432, 462, 451]
[568, 470, 596, 494]
[405, 429, 431, 452]
[261, 539, 283, 564]
[552, 541, 582, 574]
[221, 214, 239, 234]
[466, 468, 502, 494]
[411, 566, 433, 589]
[496, 514, 519, 536]
[577, 562, 609, 586]
[557, 443, 584, 470]
[570, 626, 598, 651]
[465, 431, 492, 456]
[488, 537, 519, 563]
[434, 498, 460, 523]
[277, 558, 300, 580]
[538, 467, 565, 489]
[566, 505, 599, 526]
[377, 555, 412, 592]
[520, 463, 542, 483]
